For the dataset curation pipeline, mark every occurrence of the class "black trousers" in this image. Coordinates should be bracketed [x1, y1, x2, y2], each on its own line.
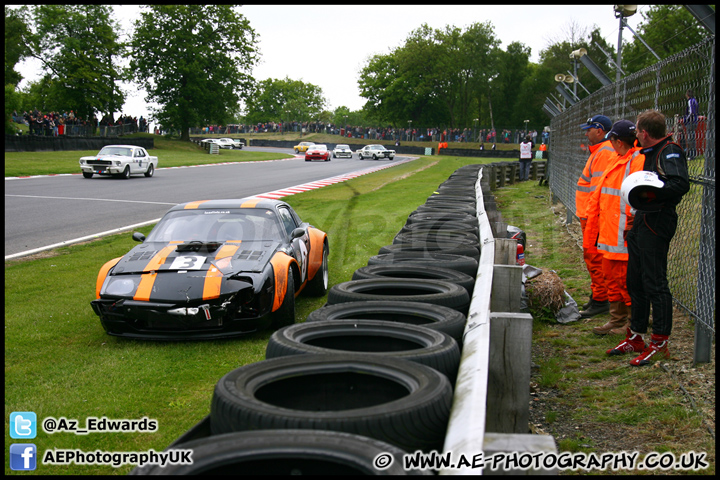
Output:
[626, 208, 678, 336]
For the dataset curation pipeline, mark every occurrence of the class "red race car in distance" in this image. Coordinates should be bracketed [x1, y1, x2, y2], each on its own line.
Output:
[305, 144, 331, 162]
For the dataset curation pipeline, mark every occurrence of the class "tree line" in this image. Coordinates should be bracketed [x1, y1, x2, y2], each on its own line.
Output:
[5, 5, 710, 139]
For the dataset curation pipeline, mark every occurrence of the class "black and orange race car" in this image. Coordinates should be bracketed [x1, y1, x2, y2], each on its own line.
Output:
[91, 198, 329, 340]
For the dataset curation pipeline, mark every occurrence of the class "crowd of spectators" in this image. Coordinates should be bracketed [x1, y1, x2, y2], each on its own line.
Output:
[12, 109, 149, 137]
[192, 121, 549, 145]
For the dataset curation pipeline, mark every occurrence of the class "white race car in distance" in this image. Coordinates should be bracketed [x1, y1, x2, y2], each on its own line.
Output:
[332, 144, 353, 158]
[357, 144, 396, 160]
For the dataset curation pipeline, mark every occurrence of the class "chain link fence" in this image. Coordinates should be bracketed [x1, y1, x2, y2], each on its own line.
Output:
[547, 36, 715, 363]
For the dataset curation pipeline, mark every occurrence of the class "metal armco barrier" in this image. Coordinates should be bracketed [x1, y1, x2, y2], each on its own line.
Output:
[4, 135, 154, 153]
[441, 167, 557, 475]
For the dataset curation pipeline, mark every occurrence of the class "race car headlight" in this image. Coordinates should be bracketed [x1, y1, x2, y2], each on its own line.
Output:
[104, 277, 138, 296]
[114, 161, 121, 166]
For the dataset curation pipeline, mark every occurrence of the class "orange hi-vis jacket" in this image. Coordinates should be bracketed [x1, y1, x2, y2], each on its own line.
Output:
[583, 146, 645, 260]
[575, 139, 616, 221]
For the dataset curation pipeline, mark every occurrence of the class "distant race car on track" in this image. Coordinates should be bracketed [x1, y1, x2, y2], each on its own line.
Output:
[332, 144, 353, 158]
[305, 144, 331, 162]
[357, 144, 396, 160]
[294, 141, 315, 153]
[91, 198, 329, 340]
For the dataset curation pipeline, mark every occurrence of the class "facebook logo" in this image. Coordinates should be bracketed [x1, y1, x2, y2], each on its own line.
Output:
[10, 444, 37, 471]
[10, 412, 36, 439]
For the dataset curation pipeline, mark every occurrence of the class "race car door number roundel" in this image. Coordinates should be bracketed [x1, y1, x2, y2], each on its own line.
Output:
[169, 256, 206, 270]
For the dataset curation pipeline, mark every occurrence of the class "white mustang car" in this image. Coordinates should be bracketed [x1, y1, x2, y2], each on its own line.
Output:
[357, 144, 396, 160]
[79, 145, 158, 179]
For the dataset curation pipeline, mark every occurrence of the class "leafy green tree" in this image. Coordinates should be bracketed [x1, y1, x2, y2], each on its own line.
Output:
[621, 5, 712, 74]
[5, 6, 32, 86]
[244, 77, 325, 124]
[129, 5, 258, 141]
[30, 5, 125, 123]
[491, 42, 531, 127]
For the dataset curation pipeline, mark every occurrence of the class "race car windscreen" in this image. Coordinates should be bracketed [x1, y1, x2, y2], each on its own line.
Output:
[145, 208, 284, 243]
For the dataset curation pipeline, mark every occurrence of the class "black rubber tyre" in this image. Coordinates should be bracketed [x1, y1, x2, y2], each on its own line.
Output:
[400, 221, 479, 236]
[82, 172, 93, 179]
[130, 429, 430, 475]
[304, 242, 329, 296]
[266, 320, 460, 383]
[415, 203, 477, 215]
[427, 193, 476, 202]
[119, 165, 131, 179]
[327, 278, 469, 312]
[378, 243, 480, 261]
[144, 163, 154, 177]
[407, 211, 478, 226]
[393, 231, 479, 248]
[270, 268, 295, 329]
[210, 354, 453, 453]
[369, 252, 479, 277]
[353, 263, 474, 297]
[305, 300, 466, 344]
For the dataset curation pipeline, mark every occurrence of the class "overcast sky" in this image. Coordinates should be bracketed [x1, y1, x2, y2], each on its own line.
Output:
[13, 4, 650, 123]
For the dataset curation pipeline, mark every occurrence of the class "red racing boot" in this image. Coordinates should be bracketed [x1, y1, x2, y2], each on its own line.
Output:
[629, 335, 670, 367]
[606, 328, 646, 356]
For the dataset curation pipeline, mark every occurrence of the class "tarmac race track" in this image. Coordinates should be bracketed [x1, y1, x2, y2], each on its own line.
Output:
[5, 148, 415, 258]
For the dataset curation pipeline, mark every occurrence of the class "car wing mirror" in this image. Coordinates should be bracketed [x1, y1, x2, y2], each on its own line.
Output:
[132, 232, 146, 243]
[291, 227, 306, 239]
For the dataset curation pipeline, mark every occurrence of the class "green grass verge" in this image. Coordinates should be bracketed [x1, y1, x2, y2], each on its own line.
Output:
[5, 154, 499, 475]
[4, 133, 292, 177]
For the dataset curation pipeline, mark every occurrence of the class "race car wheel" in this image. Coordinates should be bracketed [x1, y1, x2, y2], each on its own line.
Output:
[352, 264, 474, 297]
[270, 268, 295, 329]
[82, 172, 93, 179]
[305, 243, 329, 296]
[266, 320, 460, 383]
[327, 278, 469, 313]
[372, 154, 378, 160]
[209, 353, 453, 453]
[369, 252, 479, 277]
[130, 430, 430, 475]
[119, 165, 131, 179]
[144, 164, 154, 177]
[305, 300, 466, 344]
[295, 148, 299, 154]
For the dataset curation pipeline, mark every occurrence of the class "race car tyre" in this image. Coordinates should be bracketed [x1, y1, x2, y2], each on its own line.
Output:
[119, 165, 131, 179]
[209, 354, 452, 453]
[265, 320, 460, 383]
[129, 429, 430, 475]
[369, 251, 479, 277]
[352, 264, 474, 297]
[144, 164, 154, 177]
[295, 149, 299, 153]
[327, 278, 469, 312]
[305, 243, 329, 296]
[372, 154, 378, 160]
[270, 268, 295, 329]
[82, 172, 93, 179]
[305, 300, 466, 344]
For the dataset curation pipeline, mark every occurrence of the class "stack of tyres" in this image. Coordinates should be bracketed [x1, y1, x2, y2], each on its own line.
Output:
[138, 166, 484, 473]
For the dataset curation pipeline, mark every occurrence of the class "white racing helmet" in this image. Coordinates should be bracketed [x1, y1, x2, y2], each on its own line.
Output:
[621, 170, 665, 211]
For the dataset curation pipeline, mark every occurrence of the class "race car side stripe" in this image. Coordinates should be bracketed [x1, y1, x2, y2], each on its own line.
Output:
[269, 252, 296, 311]
[133, 245, 177, 301]
[304, 227, 327, 292]
[202, 244, 240, 300]
[96, 257, 122, 299]
[184, 200, 210, 209]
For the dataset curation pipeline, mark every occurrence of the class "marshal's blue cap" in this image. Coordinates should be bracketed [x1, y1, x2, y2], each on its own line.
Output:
[580, 115, 612, 131]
